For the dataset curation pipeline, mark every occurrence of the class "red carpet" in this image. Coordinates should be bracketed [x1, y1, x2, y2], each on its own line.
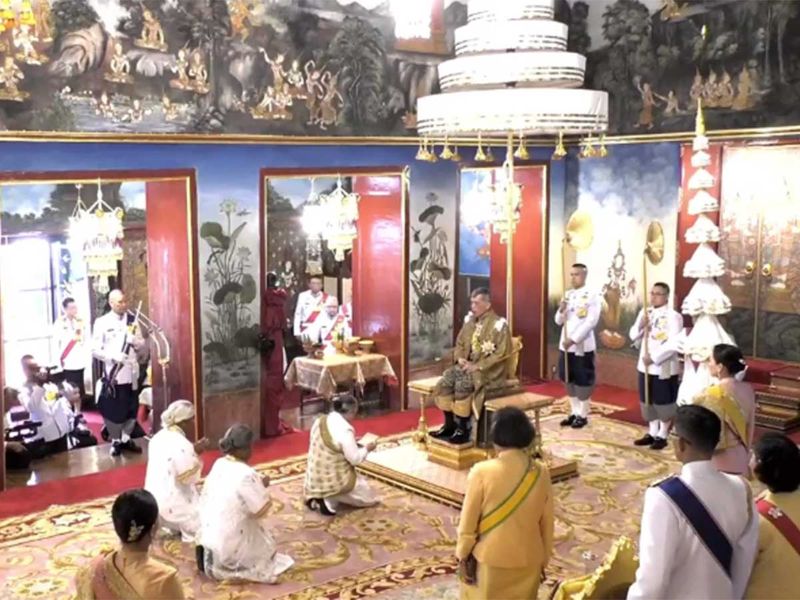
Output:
[0, 407, 443, 519]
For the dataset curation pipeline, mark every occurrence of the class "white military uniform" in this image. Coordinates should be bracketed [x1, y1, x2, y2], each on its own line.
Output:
[629, 305, 684, 437]
[628, 461, 758, 600]
[145, 426, 201, 542]
[199, 456, 294, 583]
[293, 290, 328, 337]
[306, 410, 377, 511]
[554, 286, 602, 417]
[17, 382, 71, 444]
[307, 310, 352, 353]
[92, 311, 143, 387]
[53, 316, 88, 371]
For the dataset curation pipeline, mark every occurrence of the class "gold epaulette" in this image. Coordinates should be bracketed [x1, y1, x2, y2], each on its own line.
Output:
[650, 474, 675, 488]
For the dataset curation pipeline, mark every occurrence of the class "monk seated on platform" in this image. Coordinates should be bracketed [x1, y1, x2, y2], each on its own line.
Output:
[431, 288, 511, 445]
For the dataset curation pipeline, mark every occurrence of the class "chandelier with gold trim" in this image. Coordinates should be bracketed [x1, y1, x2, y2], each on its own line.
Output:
[68, 182, 125, 293]
[302, 177, 361, 262]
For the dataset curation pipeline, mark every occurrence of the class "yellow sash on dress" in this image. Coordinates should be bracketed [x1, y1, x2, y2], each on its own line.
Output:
[699, 385, 748, 448]
[478, 461, 540, 536]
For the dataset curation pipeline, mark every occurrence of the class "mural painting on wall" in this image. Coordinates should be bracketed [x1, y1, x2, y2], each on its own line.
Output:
[718, 145, 800, 362]
[200, 199, 260, 393]
[558, 0, 800, 134]
[548, 142, 680, 356]
[409, 162, 456, 365]
[457, 169, 491, 278]
[0, 0, 462, 135]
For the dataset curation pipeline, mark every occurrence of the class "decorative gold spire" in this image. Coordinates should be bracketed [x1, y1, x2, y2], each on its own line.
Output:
[695, 97, 706, 137]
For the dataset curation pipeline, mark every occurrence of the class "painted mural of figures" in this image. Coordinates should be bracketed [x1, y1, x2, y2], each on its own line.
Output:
[162, 95, 179, 121]
[105, 41, 133, 84]
[0, 56, 27, 101]
[314, 71, 343, 130]
[304, 60, 324, 124]
[94, 91, 114, 118]
[230, 0, 252, 40]
[135, 9, 167, 52]
[169, 48, 190, 90]
[733, 66, 755, 110]
[261, 49, 287, 91]
[689, 71, 703, 104]
[188, 50, 210, 95]
[656, 90, 680, 115]
[634, 79, 659, 129]
[123, 98, 145, 123]
[14, 23, 46, 65]
[286, 60, 306, 100]
[34, 0, 51, 42]
[703, 71, 719, 107]
[717, 70, 734, 108]
[251, 85, 291, 120]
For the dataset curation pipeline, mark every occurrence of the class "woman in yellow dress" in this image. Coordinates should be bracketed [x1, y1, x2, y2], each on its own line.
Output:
[457, 407, 554, 600]
[692, 344, 755, 475]
[75, 489, 186, 599]
[746, 433, 800, 599]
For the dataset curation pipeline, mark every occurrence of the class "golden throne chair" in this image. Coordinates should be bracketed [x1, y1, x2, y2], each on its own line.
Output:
[551, 536, 638, 600]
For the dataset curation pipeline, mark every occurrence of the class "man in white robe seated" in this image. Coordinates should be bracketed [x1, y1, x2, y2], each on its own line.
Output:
[306, 296, 352, 354]
[198, 424, 294, 583]
[17, 356, 71, 457]
[144, 400, 208, 543]
[304, 394, 378, 516]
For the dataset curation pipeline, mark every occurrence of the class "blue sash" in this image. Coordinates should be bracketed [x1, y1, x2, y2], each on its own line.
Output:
[658, 477, 733, 579]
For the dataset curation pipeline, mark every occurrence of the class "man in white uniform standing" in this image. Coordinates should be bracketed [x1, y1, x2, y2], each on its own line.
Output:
[92, 290, 146, 457]
[555, 263, 601, 428]
[628, 405, 758, 599]
[292, 275, 328, 339]
[53, 297, 88, 406]
[628, 282, 684, 450]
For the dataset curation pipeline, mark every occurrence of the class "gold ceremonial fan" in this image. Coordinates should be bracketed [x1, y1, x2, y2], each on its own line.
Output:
[564, 209, 594, 250]
[645, 221, 665, 265]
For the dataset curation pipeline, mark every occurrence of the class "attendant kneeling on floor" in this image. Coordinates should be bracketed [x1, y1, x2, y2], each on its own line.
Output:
[304, 394, 379, 516]
[197, 424, 294, 584]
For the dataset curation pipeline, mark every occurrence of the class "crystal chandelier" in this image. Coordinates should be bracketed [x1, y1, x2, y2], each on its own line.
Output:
[303, 177, 361, 262]
[416, 0, 608, 143]
[68, 182, 125, 293]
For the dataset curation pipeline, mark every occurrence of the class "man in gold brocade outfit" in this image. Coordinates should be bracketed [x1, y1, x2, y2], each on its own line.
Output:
[431, 288, 511, 444]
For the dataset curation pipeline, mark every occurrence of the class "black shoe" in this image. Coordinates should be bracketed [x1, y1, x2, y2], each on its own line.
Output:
[571, 416, 588, 429]
[110, 442, 122, 457]
[560, 414, 577, 427]
[650, 437, 668, 451]
[431, 411, 456, 440]
[122, 440, 142, 454]
[195, 545, 205, 573]
[306, 498, 336, 516]
[448, 428, 471, 445]
[634, 434, 655, 446]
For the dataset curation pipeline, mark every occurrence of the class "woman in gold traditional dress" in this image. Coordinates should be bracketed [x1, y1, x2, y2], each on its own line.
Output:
[75, 489, 186, 599]
[692, 344, 755, 476]
[746, 433, 800, 599]
[457, 407, 553, 600]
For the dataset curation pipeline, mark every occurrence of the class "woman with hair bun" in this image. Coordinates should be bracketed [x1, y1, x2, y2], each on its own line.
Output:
[197, 424, 293, 583]
[746, 433, 800, 599]
[75, 489, 186, 599]
[692, 343, 756, 475]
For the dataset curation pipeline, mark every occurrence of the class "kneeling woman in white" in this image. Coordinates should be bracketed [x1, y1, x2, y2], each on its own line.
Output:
[198, 424, 293, 583]
[144, 400, 207, 542]
[304, 395, 379, 516]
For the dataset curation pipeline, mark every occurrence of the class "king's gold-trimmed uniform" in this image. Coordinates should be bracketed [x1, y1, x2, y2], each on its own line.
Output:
[457, 448, 554, 600]
[434, 309, 511, 419]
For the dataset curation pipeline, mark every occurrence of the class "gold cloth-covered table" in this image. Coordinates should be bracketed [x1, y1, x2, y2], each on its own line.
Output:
[284, 353, 397, 399]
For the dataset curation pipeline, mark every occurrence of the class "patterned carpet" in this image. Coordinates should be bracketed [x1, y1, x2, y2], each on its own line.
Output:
[0, 403, 679, 600]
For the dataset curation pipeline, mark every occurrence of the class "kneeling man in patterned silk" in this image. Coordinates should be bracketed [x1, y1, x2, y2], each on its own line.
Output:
[431, 287, 511, 445]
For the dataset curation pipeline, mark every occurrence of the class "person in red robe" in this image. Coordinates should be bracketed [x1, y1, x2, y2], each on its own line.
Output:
[261, 272, 292, 437]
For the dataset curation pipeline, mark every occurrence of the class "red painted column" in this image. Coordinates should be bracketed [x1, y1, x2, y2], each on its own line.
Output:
[489, 165, 547, 382]
[145, 179, 201, 438]
[351, 175, 405, 410]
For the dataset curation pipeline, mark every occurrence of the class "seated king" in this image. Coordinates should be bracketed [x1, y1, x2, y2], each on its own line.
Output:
[431, 288, 511, 444]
